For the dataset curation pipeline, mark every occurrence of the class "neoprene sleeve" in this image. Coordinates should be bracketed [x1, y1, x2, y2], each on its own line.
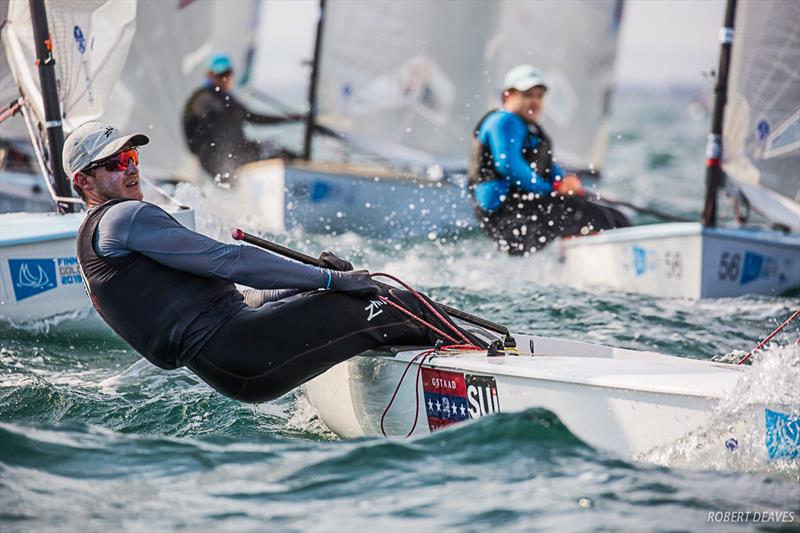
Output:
[94, 201, 328, 290]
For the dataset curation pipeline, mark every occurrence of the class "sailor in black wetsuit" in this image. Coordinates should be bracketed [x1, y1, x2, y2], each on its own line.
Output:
[468, 65, 629, 255]
[181, 54, 301, 182]
[65, 121, 475, 403]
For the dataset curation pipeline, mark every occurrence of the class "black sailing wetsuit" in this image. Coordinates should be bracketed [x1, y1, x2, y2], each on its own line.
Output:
[468, 109, 629, 254]
[77, 200, 469, 403]
[182, 83, 296, 180]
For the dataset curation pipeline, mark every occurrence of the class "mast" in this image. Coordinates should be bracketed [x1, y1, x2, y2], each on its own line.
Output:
[29, 0, 73, 213]
[701, 0, 736, 227]
[302, 0, 326, 161]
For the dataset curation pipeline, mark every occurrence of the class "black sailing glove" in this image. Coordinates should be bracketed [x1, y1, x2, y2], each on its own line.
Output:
[329, 269, 380, 298]
[319, 251, 354, 271]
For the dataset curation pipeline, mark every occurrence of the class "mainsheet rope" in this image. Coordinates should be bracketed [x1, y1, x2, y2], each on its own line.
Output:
[737, 308, 800, 365]
[371, 272, 473, 345]
[369, 272, 482, 437]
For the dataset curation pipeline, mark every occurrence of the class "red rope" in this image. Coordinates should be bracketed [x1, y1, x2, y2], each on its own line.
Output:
[738, 308, 800, 365]
[380, 349, 434, 437]
[377, 296, 460, 344]
[372, 271, 483, 438]
[371, 272, 472, 344]
[379, 344, 484, 438]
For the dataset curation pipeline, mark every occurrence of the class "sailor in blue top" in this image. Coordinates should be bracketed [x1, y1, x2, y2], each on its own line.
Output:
[468, 65, 629, 254]
[65, 121, 478, 403]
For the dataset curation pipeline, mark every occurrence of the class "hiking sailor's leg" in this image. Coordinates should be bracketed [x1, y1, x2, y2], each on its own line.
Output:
[187, 288, 449, 403]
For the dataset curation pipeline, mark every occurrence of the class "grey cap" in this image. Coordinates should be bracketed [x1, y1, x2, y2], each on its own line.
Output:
[503, 64, 547, 92]
[62, 121, 149, 177]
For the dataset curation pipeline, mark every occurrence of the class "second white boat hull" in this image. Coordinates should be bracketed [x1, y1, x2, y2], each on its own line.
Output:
[232, 159, 476, 239]
[558, 222, 800, 298]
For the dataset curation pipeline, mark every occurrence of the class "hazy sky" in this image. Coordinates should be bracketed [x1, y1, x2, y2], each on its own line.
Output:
[254, 0, 727, 97]
[615, 0, 725, 86]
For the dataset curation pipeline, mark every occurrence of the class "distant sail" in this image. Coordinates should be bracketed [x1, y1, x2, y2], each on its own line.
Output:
[0, 0, 27, 139]
[315, 0, 623, 171]
[486, 0, 624, 172]
[315, 0, 496, 169]
[101, 0, 259, 180]
[723, 0, 800, 231]
[2, 0, 136, 132]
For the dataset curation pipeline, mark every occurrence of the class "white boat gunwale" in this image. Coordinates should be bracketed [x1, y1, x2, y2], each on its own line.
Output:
[359, 337, 745, 400]
[1, 230, 81, 247]
[561, 222, 800, 249]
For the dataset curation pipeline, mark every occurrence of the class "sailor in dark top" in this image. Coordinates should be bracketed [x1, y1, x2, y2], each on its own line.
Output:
[65, 121, 475, 403]
[181, 54, 301, 183]
[468, 65, 629, 255]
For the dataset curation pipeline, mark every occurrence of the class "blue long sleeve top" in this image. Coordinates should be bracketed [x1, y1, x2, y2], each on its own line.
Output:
[93, 201, 330, 291]
[473, 110, 565, 212]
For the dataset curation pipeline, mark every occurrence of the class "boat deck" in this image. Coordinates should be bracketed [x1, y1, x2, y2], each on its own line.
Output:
[372, 347, 744, 399]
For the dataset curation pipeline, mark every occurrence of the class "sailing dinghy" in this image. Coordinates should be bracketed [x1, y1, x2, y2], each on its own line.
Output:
[305, 329, 798, 461]
[229, 232, 798, 462]
[230, 0, 623, 238]
[558, 0, 800, 299]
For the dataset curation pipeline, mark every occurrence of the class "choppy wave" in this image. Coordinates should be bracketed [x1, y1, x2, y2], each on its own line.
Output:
[2, 406, 799, 532]
[642, 344, 800, 480]
[3, 97, 800, 531]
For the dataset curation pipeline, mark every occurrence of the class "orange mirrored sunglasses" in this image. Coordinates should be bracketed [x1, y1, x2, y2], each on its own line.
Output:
[83, 148, 139, 173]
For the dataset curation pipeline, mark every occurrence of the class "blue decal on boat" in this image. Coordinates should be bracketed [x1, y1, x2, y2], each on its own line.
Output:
[310, 181, 331, 203]
[632, 246, 647, 276]
[740, 251, 764, 285]
[8, 258, 57, 301]
[73, 26, 86, 54]
[765, 408, 800, 460]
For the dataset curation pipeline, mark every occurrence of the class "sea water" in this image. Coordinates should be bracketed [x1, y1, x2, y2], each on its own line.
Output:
[2, 93, 799, 531]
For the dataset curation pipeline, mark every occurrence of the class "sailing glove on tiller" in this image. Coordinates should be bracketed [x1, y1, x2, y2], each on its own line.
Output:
[318, 251, 353, 271]
[329, 269, 380, 298]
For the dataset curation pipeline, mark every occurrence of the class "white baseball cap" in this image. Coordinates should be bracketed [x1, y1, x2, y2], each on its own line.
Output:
[503, 64, 548, 92]
[62, 121, 149, 177]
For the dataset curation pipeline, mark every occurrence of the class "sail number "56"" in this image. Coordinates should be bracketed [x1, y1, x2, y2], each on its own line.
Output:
[718, 252, 741, 281]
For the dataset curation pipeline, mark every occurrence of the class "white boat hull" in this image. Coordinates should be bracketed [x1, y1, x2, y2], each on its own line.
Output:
[304, 334, 783, 459]
[559, 222, 800, 298]
[0, 207, 195, 332]
[233, 159, 475, 238]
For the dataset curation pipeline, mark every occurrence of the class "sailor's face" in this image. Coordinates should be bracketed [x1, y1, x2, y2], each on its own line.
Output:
[506, 86, 546, 123]
[85, 151, 143, 203]
[211, 71, 233, 92]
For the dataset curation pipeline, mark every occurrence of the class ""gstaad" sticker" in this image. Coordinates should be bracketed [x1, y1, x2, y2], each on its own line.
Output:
[422, 368, 500, 432]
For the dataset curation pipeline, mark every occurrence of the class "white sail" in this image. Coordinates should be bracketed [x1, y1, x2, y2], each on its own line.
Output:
[486, 0, 624, 172]
[2, 0, 136, 132]
[101, 0, 259, 180]
[315, 0, 623, 171]
[315, 0, 495, 169]
[723, 0, 800, 231]
[1, 0, 28, 138]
